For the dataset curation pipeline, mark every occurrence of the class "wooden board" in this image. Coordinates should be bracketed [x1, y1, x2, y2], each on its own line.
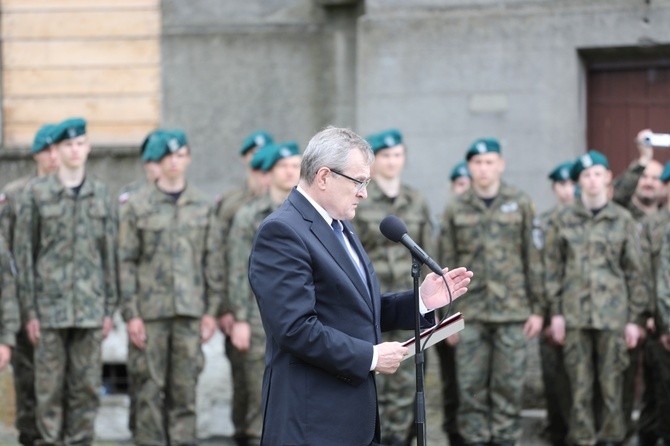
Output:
[4, 97, 160, 123]
[0, 0, 158, 12]
[4, 67, 160, 96]
[2, 10, 159, 39]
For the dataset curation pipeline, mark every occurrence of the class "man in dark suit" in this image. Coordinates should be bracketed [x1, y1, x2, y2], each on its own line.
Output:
[248, 126, 473, 446]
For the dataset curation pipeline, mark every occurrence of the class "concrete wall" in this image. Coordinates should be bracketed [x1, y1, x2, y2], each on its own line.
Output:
[357, 0, 670, 216]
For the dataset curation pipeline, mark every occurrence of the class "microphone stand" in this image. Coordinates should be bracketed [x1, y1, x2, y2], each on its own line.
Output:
[411, 255, 427, 446]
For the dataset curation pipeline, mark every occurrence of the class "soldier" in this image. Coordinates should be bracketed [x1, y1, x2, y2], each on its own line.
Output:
[437, 138, 544, 446]
[537, 161, 575, 446]
[612, 129, 658, 207]
[655, 181, 670, 446]
[226, 141, 301, 446]
[0, 234, 19, 371]
[118, 130, 222, 446]
[0, 123, 59, 446]
[217, 130, 273, 336]
[544, 150, 648, 446]
[637, 160, 670, 446]
[350, 129, 432, 446]
[435, 160, 470, 446]
[15, 117, 118, 446]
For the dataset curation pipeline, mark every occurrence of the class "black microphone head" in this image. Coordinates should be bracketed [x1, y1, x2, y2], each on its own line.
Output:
[379, 215, 408, 243]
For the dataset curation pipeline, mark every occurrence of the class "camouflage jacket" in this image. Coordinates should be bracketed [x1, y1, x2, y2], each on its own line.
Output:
[15, 174, 118, 328]
[0, 174, 33, 251]
[0, 236, 19, 346]
[544, 200, 648, 329]
[657, 222, 670, 334]
[227, 194, 278, 322]
[352, 180, 433, 292]
[438, 182, 544, 322]
[214, 186, 256, 316]
[118, 182, 223, 322]
[643, 209, 670, 332]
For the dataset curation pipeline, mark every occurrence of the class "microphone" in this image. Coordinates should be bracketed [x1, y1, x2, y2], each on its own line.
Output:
[379, 215, 444, 276]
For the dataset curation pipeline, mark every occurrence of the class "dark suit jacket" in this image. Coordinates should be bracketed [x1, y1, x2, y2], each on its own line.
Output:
[248, 188, 432, 446]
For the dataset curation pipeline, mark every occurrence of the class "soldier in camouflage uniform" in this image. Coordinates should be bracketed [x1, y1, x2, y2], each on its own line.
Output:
[637, 161, 670, 446]
[655, 186, 670, 446]
[214, 131, 272, 446]
[437, 138, 544, 446]
[118, 130, 223, 446]
[435, 160, 470, 446]
[544, 150, 648, 446]
[116, 129, 166, 436]
[351, 129, 432, 446]
[537, 161, 575, 446]
[227, 141, 301, 446]
[15, 117, 118, 446]
[0, 234, 19, 371]
[0, 124, 59, 446]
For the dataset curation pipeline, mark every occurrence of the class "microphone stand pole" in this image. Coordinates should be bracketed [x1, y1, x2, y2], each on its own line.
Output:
[411, 255, 427, 446]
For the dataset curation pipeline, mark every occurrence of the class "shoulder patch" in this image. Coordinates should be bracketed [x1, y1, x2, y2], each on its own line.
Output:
[118, 192, 130, 204]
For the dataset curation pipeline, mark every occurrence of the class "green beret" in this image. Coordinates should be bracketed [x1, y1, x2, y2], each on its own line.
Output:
[450, 160, 470, 181]
[142, 132, 183, 162]
[260, 141, 300, 172]
[366, 129, 403, 154]
[548, 161, 574, 183]
[249, 144, 274, 171]
[465, 138, 501, 161]
[570, 150, 609, 181]
[661, 161, 670, 183]
[240, 131, 273, 156]
[169, 128, 188, 148]
[52, 117, 87, 144]
[31, 124, 57, 154]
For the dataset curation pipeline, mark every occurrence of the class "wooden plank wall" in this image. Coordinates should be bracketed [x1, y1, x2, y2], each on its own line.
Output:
[1, 0, 161, 148]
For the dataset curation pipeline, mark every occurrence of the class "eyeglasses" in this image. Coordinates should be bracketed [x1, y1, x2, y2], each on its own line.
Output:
[330, 169, 371, 194]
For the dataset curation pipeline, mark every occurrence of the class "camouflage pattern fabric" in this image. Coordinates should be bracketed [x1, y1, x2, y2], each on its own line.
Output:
[352, 180, 433, 445]
[227, 194, 278, 442]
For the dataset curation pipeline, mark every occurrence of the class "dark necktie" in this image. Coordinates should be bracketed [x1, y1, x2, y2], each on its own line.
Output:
[331, 219, 367, 284]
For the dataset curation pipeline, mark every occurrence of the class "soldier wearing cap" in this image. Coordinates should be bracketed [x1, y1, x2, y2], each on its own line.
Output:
[117, 130, 223, 446]
[0, 233, 19, 371]
[438, 138, 544, 446]
[535, 160, 575, 446]
[544, 150, 648, 446]
[637, 160, 670, 446]
[216, 131, 273, 335]
[117, 129, 168, 206]
[351, 129, 432, 446]
[0, 124, 60, 446]
[226, 141, 301, 446]
[449, 160, 471, 196]
[14, 117, 118, 446]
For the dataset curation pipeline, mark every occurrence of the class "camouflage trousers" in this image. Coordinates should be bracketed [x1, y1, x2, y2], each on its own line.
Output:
[564, 328, 629, 445]
[378, 329, 415, 444]
[127, 317, 204, 446]
[435, 340, 459, 435]
[637, 336, 670, 442]
[34, 328, 103, 446]
[456, 321, 527, 444]
[12, 328, 40, 446]
[621, 342, 641, 437]
[539, 330, 571, 445]
[225, 321, 265, 443]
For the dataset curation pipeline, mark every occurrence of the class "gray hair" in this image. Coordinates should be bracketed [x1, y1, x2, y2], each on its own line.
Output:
[300, 126, 374, 185]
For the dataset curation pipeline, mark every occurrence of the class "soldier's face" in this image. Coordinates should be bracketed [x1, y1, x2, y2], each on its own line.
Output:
[635, 160, 664, 205]
[578, 165, 611, 197]
[159, 147, 191, 180]
[372, 145, 405, 180]
[57, 136, 91, 170]
[33, 145, 59, 175]
[451, 176, 471, 196]
[467, 153, 504, 189]
[270, 155, 301, 193]
[552, 180, 575, 205]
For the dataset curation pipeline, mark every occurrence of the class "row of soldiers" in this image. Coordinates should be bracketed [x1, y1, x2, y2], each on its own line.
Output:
[1, 118, 670, 446]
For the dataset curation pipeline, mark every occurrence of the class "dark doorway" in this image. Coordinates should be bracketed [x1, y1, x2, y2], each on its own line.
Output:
[584, 47, 670, 176]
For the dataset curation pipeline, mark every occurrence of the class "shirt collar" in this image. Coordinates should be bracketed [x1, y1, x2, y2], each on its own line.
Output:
[296, 184, 333, 226]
